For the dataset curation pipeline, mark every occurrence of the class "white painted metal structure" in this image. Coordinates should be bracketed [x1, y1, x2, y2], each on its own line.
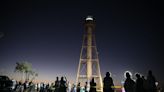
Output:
[76, 16, 103, 92]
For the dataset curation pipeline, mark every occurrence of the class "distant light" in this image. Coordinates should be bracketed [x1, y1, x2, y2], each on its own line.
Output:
[86, 16, 93, 20]
[155, 82, 158, 86]
[111, 85, 122, 89]
[122, 87, 125, 92]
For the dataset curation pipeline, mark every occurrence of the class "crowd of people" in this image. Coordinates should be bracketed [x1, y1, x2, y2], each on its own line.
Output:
[103, 70, 161, 92]
[123, 70, 158, 92]
[10, 70, 162, 92]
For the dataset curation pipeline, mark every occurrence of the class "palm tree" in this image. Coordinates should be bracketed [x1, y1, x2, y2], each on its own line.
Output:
[15, 61, 32, 81]
[15, 62, 25, 81]
[23, 62, 32, 81]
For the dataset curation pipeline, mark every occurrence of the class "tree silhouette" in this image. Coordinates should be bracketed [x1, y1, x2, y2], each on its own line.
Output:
[14, 61, 38, 82]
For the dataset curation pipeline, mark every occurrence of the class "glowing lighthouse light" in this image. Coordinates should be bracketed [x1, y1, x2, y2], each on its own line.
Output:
[86, 16, 93, 20]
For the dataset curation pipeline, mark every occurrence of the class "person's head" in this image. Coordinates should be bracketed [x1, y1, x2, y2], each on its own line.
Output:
[106, 72, 110, 77]
[56, 76, 59, 80]
[61, 76, 64, 80]
[148, 70, 152, 76]
[29, 81, 32, 85]
[126, 72, 131, 78]
[142, 76, 145, 79]
[135, 73, 140, 78]
[78, 82, 80, 85]
[19, 81, 22, 85]
[91, 78, 95, 82]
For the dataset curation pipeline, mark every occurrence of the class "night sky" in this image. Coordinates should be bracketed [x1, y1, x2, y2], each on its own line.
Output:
[0, 0, 164, 85]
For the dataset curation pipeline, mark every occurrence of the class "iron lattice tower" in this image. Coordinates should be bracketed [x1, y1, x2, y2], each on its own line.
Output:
[76, 16, 103, 92]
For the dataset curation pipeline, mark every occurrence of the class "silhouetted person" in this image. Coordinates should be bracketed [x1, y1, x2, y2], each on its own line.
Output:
[71, 84, 76, 92]
[49, 83, 55, 92]
[59, 77, 67, 92]
[147, 70, 157, 92]
[40, 83, 45, 92]
[135, 73, 144, 92]
[124, 72, 135, 92]
[36, 83, 39, 92]
[23, 81, 28, 91]
[142, 76, 147, 92]
[85, 82, 89, 92]
[14, 81, 18, 91]
[77, 82, 81, 92]
[103, 72, 114, 92]
[28, 81, 35, 92]
[55, 77, 60, 92]
[17, 81, 23, 92]
[90, 78, 96, 92]
[46, 83, 50, 92]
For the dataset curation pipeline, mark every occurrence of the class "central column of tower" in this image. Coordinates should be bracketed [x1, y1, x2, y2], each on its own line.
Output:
[86, 26, 92, 81]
